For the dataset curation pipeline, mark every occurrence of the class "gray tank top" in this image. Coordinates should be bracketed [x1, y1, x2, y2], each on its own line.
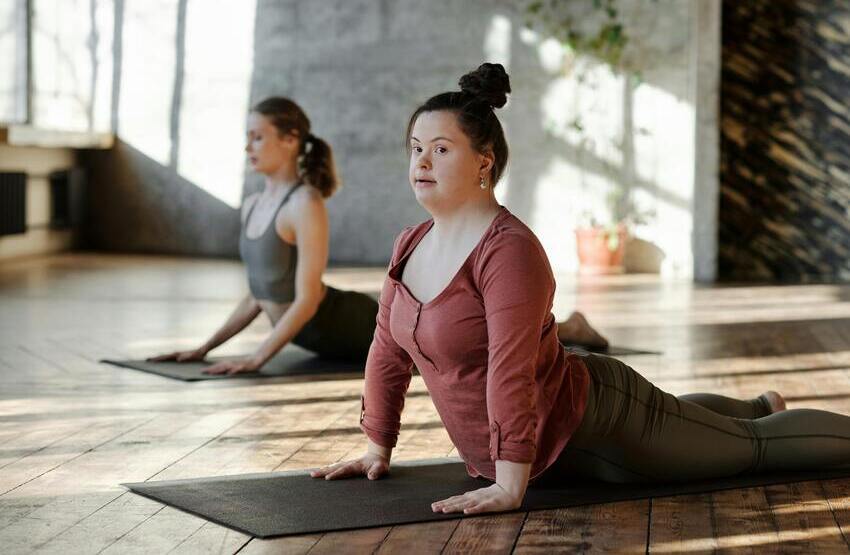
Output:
[239, 184, 303, 303]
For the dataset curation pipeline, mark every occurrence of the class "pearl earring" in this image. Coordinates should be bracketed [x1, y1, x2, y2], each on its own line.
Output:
[480, 176, 487, 190]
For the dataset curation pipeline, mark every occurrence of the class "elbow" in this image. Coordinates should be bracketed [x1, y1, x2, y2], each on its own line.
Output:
[293, 289, 324, 320]
[244, 295, 261, 314]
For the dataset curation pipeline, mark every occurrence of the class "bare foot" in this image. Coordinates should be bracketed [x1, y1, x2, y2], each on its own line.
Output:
[558, 311, 609, 349]
[762, 390, 786, 414]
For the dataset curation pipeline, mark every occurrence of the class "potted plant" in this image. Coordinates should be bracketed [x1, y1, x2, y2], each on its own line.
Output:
[574, 187, 651, 275]
[574, 221, 629, 275]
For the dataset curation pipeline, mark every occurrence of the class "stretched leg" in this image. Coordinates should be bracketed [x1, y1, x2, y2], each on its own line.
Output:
[677, 391, 782, 419]
[554, 353, 850, 483]
[557, 311, 608, 349]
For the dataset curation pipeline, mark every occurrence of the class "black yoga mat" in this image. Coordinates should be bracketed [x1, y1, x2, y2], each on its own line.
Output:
[104, 342, 654, 382]
[102, 345, 363, 381]
[562, 343, 660, 357]
[123, 458, 850, 538]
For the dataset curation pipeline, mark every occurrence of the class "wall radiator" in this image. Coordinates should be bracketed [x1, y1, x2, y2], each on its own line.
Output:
[0, 172, 26, 236]
[50, 169, 86, 228]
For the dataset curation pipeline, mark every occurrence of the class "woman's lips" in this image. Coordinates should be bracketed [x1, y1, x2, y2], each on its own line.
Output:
[414, 179, 436, 188]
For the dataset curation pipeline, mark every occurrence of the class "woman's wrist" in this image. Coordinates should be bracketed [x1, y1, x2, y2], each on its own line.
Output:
[494, 460, 531, 502]
[249, 353, 267, 369]
[199, 338, 218, 353]
[367, 439, 392, 462]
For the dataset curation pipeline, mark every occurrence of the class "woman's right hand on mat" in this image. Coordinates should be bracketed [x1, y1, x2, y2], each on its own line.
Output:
[309, 452, 389, 481]
[147, 347, 207, 362]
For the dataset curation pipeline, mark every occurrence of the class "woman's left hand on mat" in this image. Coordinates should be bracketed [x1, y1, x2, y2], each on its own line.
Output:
[431, 483, 522, 515]
[203, 357, 261, 375]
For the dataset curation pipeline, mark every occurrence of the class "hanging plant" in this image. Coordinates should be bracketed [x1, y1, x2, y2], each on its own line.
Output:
[524, 0, 658, 76]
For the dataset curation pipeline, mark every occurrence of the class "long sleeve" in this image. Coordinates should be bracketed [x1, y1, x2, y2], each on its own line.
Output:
[477, 231, 556, 463]
[359, 234, 415, 448]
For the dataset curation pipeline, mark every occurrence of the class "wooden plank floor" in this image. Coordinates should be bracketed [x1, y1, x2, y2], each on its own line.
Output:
[2, 253, 850, 553]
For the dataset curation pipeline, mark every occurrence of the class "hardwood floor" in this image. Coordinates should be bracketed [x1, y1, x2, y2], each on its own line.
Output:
[2, 253, 850, 553]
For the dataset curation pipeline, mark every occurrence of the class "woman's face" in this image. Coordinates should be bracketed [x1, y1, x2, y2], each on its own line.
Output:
[245, 112, 298, 175]
[408, 110, 492, 212]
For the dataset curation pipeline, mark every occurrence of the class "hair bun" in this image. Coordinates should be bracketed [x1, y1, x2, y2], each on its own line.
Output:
[458, 63, 511, 109]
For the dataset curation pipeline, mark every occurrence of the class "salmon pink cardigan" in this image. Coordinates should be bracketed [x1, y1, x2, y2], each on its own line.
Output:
[360, 206, 590, 480]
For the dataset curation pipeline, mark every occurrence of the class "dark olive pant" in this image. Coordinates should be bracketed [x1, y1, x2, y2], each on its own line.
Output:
[550, 353, 850, 483]
[292, 286, 378, 362]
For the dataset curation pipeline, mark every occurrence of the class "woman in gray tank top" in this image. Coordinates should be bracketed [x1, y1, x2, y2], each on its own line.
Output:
[151, 97, 608, 374]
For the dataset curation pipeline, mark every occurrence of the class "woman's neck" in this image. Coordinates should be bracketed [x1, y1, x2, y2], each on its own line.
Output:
[262, 165, 299, 195]
[430, 196, 501, 241]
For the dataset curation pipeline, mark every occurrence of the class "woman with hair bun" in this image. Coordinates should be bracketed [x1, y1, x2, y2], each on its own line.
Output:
[312, 64, 850, 515]
[152, 95, 606, 374]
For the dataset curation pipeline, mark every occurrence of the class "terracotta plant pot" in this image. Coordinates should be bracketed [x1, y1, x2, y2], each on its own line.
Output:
[575, 224, 628, 275]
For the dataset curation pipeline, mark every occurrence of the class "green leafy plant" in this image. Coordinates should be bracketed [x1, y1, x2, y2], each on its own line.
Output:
[524, 0, 642, 73]
[526, 0, 659, 249]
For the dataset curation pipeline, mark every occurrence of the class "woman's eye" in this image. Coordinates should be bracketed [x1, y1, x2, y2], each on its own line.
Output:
[435, 146, 447, 154]
[412, 146, 422, 153]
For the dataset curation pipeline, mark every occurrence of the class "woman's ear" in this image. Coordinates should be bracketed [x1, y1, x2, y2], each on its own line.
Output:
[479, 149, 495, 177]
[282, 133, 300, 150]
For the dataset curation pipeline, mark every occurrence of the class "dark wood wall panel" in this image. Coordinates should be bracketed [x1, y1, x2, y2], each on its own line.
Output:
[720, 0, 850, 282]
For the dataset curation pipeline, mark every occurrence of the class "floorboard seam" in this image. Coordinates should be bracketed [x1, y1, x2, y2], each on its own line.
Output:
[142, 407, 265, 482]
[0, 422, 93, 472]
[820, 480, 850, 549]
[17, 345, 72, 375]
[272, 402, 363, 471]
[34, 491, 133, 552]
[0, 414, 158, 498]
[95, 504, 166, 554]
[230, 535, 255, 554]
[508, 511, 529, 553]
[370, 527, 392, 554]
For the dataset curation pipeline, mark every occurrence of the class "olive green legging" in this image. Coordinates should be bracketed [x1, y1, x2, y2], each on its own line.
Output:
[550, 353, 850, 483]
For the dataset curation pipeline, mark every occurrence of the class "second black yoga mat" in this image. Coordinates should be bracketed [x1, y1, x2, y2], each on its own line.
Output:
[563, 344, 659, 357]
[102, 345, 363, 381]
[123, 458, 850, 538]
[105, 343, 656, 381]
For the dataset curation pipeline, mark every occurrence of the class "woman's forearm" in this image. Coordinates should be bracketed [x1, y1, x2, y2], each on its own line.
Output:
[201, 295, 262, 353]
[251, 294, 321, 366]
[494, 460, 531, 501]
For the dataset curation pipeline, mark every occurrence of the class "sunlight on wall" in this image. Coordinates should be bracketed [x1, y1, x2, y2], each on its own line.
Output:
[31, 0, 113, 132]
[540, 65, 624, 168]
[632, 83, 695, 277]
[483, 14, 511, 72]
[528, 159, 584, 272]
[486, 15, 513, 204]
[176, 0, 256, 208]
[119, 0, 177, 165]
[514, 25, 697, 278]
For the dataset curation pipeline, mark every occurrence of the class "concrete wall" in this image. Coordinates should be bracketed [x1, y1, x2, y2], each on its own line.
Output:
[68, 0, 716, 277]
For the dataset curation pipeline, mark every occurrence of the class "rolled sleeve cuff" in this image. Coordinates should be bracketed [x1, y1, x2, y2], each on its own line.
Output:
[360, 422, 398, 449]
[488, 421, 536, 463]
[360, 396, 399, 448]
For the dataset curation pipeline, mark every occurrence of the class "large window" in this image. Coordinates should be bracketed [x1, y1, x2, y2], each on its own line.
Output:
[0, 0, 27, 124]
[31, 0, 113, 133]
